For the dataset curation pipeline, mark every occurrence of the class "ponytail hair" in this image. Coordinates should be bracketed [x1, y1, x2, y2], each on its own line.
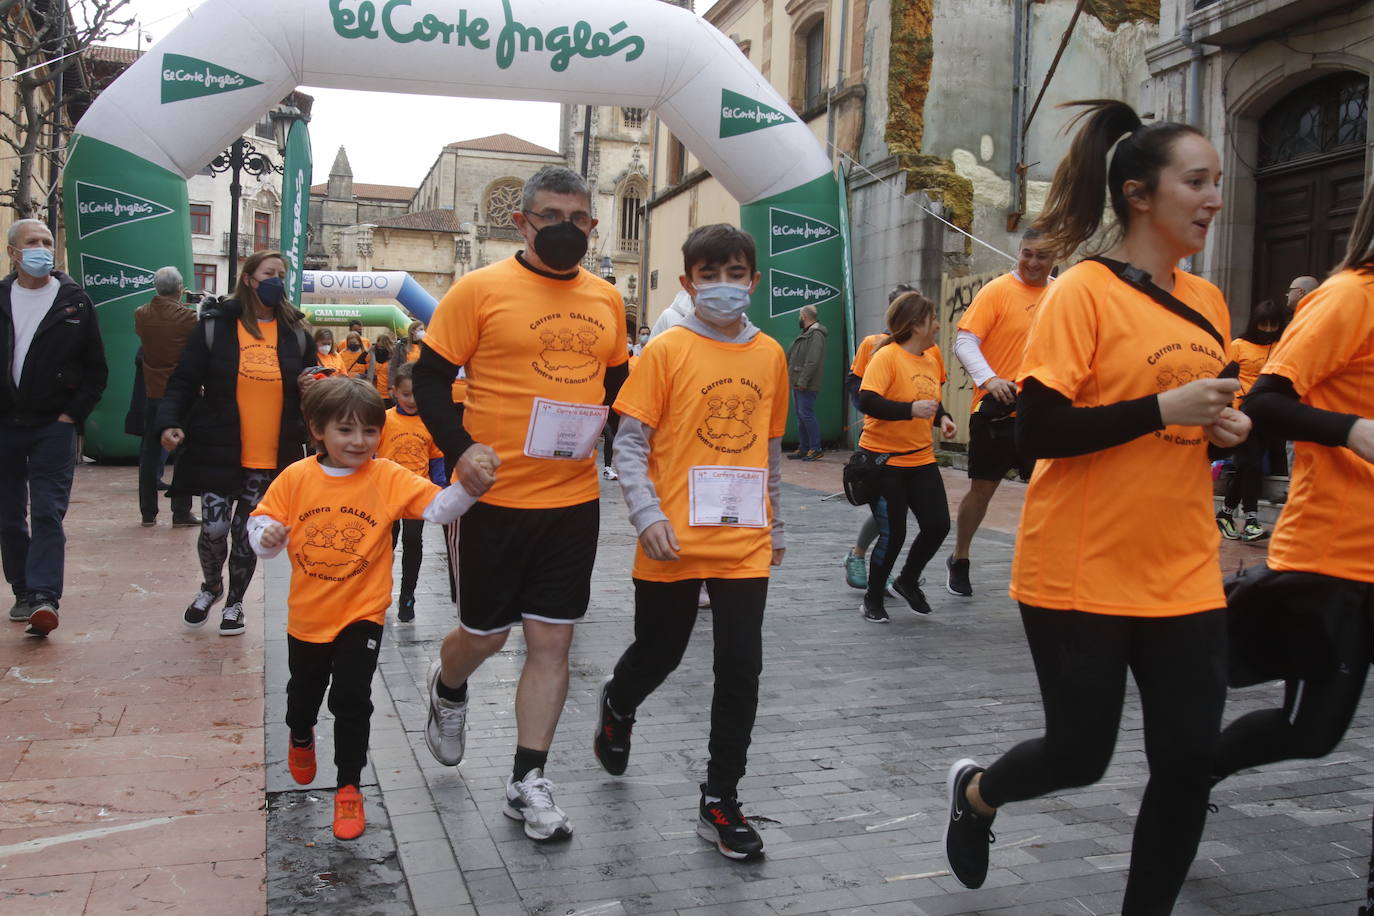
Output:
[876, 290, 936, 351]
[1336, 180, 1374, 275]
[1034, 100, 1204, 258]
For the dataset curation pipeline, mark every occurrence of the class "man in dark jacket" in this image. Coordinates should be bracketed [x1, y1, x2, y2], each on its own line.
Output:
[134, 267, 197, 527]
[0, 218, 107, 636]
[786, 304, 828, 460]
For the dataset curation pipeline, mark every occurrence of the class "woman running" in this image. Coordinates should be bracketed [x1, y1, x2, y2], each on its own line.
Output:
[941, 100, 1249, 914]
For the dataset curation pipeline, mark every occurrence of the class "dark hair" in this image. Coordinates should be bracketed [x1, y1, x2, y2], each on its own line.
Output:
[1033, 100, 1204, 258]
[390, 359, 415, 389]
[233, 249, 301, 339]
[1240, 299, 1287, 344]
[1020, 226, 1044, 242]
[348, 319, 363, 328]
[876, 291, 936, 352]
[1336, 180, 1374, 275]
[887, 282, 917, 304]
[301, 375, 386, 452]
[682, 224, 757, 277]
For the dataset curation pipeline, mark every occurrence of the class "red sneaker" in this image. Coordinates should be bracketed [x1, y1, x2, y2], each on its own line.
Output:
[287, 733, 316, 785]
[333, 785, 365, 840]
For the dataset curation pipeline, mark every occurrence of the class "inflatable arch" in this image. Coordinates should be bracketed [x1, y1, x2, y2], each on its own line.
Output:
[298, 304, 414, 336]
[63, 0, 846, 459]
[301, 270, 439, 322]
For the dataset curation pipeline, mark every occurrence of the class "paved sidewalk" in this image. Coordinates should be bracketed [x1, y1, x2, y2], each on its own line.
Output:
[4, 456, 1370, 915]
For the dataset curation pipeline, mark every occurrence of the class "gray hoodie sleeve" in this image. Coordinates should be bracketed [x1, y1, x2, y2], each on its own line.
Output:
[614, 415, 669, 535]
[769, 437, 785, 550]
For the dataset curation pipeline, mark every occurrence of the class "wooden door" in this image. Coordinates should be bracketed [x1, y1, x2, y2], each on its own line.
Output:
[1253, 156, 1365, 307]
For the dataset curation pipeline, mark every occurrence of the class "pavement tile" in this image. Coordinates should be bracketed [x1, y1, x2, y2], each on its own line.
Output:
[84, 859, 265, 914]
[0, 873, 94, 916]
[0, 768, 259, 830]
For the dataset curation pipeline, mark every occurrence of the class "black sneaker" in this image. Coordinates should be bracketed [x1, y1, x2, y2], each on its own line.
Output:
[183, 588, 222, 629]
[397, 592, 415, 623]
[861, 595, 889, 623]
[698, 794, 764, 860]
[593, 676, 634, 775]
[25, 599, 58, 637]
[946, 556, 973, 597]
[945, 758, 996, 889]
[219, 602, 246, 636]
[891, 577, 933, 614]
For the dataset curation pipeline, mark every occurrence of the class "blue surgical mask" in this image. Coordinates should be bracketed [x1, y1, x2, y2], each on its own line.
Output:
[18, 247, 53, 278]
[693, 282, 752, 327]
[256, 276, 286, 306]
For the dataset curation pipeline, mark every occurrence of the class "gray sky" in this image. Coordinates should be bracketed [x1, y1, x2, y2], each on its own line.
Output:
[113, 0, 567, 189]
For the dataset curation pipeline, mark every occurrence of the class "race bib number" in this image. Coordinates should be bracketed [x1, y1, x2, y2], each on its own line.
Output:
[523, 397, 609, 460]
[689, 466, 768, 527]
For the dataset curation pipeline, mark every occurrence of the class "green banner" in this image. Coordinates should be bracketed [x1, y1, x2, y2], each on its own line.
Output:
[279, 118, 312, 304]
[719, 88, 795, 138]
[63, 135, 192, 460]
[741, 171, 846, 448]
[160, 53, 263, 104]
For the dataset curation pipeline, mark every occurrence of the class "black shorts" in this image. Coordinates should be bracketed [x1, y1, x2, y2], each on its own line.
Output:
[967, 411, 1034, 482]
[452, 498, 599, 634]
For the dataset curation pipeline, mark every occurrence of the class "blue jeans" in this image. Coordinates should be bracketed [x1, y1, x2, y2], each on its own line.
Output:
[0, 420, 77, 604]
[793, 388, 819, 452]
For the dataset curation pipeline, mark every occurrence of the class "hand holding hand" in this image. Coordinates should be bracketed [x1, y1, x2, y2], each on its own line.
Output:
[455, 443, 500, 497]
[1204, 407, 1251, 449]
[259, 522, 289, 549]
[1158, 378, 1240, 427]
[640, 519, 681, 561]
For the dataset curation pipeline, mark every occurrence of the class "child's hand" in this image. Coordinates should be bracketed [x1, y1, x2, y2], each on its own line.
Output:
[260, 522, 289, 548]
[639, 520, 680, 561]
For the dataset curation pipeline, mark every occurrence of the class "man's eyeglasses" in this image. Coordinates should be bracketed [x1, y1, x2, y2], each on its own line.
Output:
[522, 208, 593, 231]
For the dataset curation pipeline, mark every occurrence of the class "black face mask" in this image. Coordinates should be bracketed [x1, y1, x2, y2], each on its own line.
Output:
[531, 221, 588, 272]
[348, 342, 362, 351]
[1248, 328, 1281, 345]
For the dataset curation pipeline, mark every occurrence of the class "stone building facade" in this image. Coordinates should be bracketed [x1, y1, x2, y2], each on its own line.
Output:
[1146, 0, 1372, 323]
[307, 147, 414, 271]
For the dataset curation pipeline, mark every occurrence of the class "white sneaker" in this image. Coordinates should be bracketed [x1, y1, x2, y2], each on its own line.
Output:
[424, 659, 468, 765]
[503, 768, 572, 841]
[602, 465, 618, 480]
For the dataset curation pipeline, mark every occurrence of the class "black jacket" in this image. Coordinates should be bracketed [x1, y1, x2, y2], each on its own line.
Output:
[156, 299, 310, 496]
[0, 270, 107, 427]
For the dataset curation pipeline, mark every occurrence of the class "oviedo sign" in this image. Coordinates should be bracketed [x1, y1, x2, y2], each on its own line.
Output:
[63, 0, 845, 459]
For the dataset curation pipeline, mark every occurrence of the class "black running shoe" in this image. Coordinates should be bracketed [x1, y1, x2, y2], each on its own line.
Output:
[397, 592, 415, 623]
[892, 577, 933, 614]
[946, 556, 973, 597]
[945, 758, 995, 889]
[862, 595, 889, 623]
[592, 676, 634, 775]
[698, 794, 764, 860]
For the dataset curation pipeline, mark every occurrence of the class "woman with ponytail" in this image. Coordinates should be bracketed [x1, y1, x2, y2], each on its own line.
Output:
[158, 250, 314, 636]
[1209, 180, 1374, 791]
[942, 101, 1248, 914]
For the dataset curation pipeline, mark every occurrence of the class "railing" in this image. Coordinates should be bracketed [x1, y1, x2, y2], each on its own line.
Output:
[618, 238, 641, 255]
[222, 232, 281, 256]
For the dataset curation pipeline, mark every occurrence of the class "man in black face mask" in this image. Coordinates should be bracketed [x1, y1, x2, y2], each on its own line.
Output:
[410, 165, 630, 843]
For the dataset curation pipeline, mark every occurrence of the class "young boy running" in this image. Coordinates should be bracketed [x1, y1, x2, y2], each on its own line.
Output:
[379, 361, 446, 622]
[595, 224, 788, 860]
[248, 376, 472, 840]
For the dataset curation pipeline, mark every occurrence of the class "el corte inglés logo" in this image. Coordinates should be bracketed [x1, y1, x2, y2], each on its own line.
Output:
[768, 207, 837, 257]
[161, 53, 263, 103]
[80, 254, 158, 306]
[768, 269, 839, 318]
[73, 181, 174, 240]
[720, 88, 794, 138]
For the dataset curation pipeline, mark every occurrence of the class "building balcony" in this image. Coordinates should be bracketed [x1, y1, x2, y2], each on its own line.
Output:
[618, 238, 641, 255]
[1189, 0, 1351, 47]
[222, 232, 281, 256]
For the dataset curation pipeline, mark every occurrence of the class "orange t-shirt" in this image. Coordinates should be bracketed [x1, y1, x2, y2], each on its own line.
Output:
[252, 457, 439, 642]
[850, 333, 885, 378]
[316, 349, 344, 374]
[858, 343, 945, 468]
[374, 358, 391, 399]
[1230, 337, 1274, 407]
[339, 347, 368, 377]
[957, 271, 1044, 411]
[378, 408, 442, 478]
[613, 326, 789, 582]
[1264, 270, 1374, 582]
[425, 256, 629, 509]
[451, 377, 468, 404]
[236, 320, 283, 470]
[1010, 260, 1230, 617]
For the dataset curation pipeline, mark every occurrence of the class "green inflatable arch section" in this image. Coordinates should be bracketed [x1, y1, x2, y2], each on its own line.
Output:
[63, 0, 846, 459]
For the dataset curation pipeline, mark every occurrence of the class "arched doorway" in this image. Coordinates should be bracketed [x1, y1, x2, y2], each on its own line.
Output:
[1252, 71, 1368, 306]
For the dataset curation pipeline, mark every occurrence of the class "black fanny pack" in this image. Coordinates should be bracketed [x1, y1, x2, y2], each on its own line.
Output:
[842, 448, 917, 506]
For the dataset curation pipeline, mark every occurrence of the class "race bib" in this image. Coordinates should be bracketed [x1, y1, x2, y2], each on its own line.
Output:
[689, 466, 768, 527]
[523, 397, 609, 460]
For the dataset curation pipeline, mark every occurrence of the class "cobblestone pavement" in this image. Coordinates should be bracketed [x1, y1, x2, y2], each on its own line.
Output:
[261, 459, 1374, 916]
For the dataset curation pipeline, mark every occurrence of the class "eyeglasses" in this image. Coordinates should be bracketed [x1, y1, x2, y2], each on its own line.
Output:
[522, 208, 593, 231]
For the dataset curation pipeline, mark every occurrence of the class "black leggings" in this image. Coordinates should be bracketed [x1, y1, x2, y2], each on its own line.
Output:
[979, 605, 1227, 915]
[1214, 578, 1374, 779]
[390, 519, 423, 595]
[865, 463, 950, 602]
[607, 577, 767, 796]
[286, 620, 384, 788]
[1224, 433, 1287, 514]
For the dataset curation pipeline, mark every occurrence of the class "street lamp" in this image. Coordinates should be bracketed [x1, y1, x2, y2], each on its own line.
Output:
[600, 255, 616, 286]
[207, 136, 281, 288]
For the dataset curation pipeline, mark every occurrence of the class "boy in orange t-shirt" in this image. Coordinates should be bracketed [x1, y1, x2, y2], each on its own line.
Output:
[378, 361, 445, 622]
[595, 224, 787, 862]
[248, 377, 472, 841]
